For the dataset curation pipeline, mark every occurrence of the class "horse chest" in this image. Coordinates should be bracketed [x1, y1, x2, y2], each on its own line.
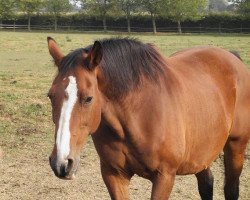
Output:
[125, 146, 157, 179]
[93, 135, 157, 179]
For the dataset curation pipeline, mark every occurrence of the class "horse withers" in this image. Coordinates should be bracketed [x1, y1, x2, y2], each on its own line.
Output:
[47, 37, 250, 200]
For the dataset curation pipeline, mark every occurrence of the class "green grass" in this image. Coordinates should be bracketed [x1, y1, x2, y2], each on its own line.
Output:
[0, 31, 250, 154]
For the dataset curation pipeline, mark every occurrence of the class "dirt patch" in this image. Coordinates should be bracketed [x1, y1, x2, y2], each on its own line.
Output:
[0, 148, 2, 160]
[0, 139, 249, 200]
[16, 126, 38, 136]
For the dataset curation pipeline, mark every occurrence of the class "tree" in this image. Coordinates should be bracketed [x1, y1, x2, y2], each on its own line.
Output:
[237, 0, 250, 17]
[18, 0, 44, 31]
[141, 0, 161, 34]
[117, 0, 139, 33]
[82, 0, 115, 32]
[160, 0, 207, 34]
[0, 0, 16, 24]
[45, 0, 72, 31]
[208, 0, 228, 12]
[228, 0, 242, 6]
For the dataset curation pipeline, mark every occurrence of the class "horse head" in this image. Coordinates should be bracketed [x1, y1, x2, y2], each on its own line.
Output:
[47, 37, 103, 179]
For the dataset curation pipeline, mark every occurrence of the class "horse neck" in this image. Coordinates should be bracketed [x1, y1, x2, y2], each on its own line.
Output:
[100, 94, 133, 140]
[99, 77, 165, 141]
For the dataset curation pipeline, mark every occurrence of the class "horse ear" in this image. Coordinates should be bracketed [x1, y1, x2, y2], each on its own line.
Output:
[47, 37, 64, 67]
[85, 41, 102, 69]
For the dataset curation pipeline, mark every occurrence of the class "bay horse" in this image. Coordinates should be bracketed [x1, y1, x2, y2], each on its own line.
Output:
[47, 37, 250, 200]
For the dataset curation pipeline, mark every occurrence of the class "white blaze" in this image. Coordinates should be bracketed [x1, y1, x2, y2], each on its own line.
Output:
[56, 76, 78, 160]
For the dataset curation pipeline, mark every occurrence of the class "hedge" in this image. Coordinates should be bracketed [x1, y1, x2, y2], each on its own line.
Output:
[2, 12, 250, 33]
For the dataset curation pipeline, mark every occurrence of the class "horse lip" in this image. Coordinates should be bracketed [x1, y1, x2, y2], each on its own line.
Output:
[59, 171, 76, 180]
[66, 173, 76, 180]
[65, 166, 77, 180]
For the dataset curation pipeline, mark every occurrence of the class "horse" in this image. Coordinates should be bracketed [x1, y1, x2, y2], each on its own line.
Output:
[47, 37, 250, 200]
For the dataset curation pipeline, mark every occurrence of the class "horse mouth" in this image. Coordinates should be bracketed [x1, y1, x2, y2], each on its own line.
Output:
[53, 166, 78, 180]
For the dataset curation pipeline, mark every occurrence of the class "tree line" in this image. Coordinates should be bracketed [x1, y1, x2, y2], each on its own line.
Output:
[0, 0, 249, 34]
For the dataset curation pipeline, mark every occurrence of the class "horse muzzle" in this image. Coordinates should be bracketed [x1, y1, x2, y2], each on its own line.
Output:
[49, 155, 80, 180]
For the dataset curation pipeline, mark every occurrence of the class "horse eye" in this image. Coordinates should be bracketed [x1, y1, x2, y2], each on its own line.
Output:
[82, 96, 93, 105]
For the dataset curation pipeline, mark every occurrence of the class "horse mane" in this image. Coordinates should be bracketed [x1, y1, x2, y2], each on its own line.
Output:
[59, 38, 166, 100]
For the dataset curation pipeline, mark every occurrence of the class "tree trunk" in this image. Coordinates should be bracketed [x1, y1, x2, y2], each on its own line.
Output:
[28, 14, 31, 31]
[177, 20, 182, 34]
[151, 14, 156, 34]
[127, 14, 131, 33]
[125, 6, 131, 34]
[54, 16, 57, 31]
[103, 17, 107, 32]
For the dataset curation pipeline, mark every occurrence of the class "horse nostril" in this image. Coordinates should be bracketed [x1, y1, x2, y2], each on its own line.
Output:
[67, 158, 74, 173]
[60, 163, 67, 177]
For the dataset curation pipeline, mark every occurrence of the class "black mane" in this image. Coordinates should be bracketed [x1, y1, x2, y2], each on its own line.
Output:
[60, 38, 166, 99]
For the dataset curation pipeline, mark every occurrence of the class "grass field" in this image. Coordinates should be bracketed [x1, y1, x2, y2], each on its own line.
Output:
[0, 31, 249, 200]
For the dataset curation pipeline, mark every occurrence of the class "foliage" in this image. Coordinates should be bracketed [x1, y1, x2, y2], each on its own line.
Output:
[228, 0, 242, 5]
[17, 0, 44, 30]
[208, 0, 228, 12]
[45, 0, 72, 17]
[237, 0, 250, 17]
[81, 0, 116, 18]
[141, 0, 161, 16]
[79, 0, 116, 31]
[18, 0, 44, 15]
[160, 0, 207, 22]
[0, 0, 17, 21]
[116, 0, 140, 32]
[117, 0, 139, 15]
[140, 0, 162, 33]
[159, 0, 207, 33]
[45, 0, 72, 30]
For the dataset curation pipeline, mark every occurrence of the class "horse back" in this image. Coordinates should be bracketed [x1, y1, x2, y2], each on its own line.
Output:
[168, 46, 239, 128]
[171, 47, 250, 140]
